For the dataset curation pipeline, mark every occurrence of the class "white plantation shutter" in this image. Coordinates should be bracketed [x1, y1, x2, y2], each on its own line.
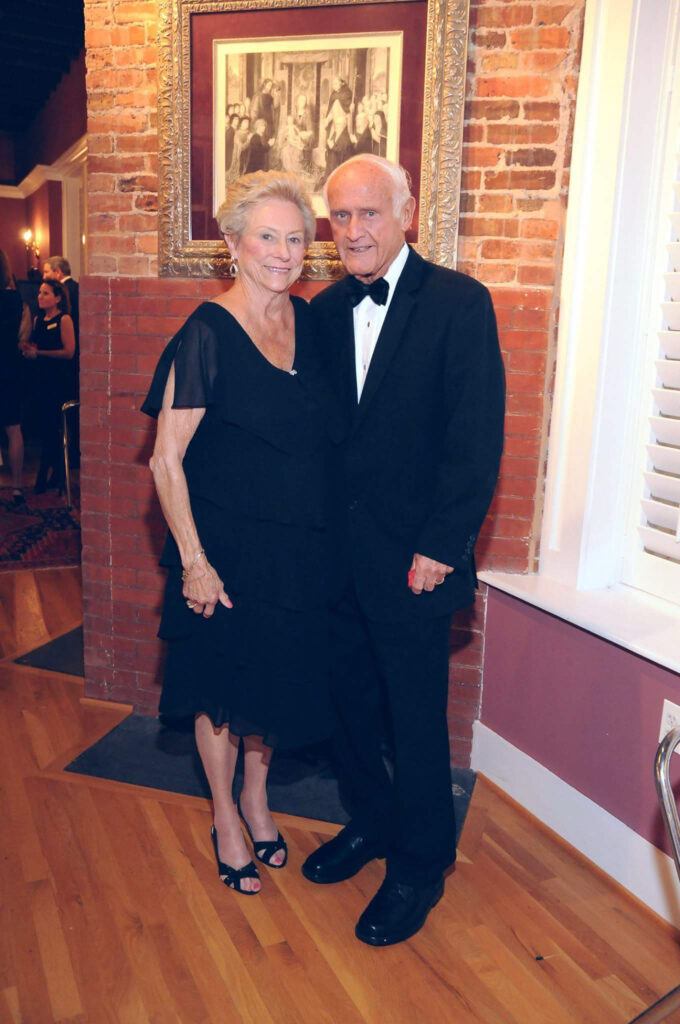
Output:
[625, 126, 680, 603]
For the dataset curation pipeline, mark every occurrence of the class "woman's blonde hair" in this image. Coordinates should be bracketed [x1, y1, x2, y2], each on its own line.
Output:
[216, 171, 316, 247]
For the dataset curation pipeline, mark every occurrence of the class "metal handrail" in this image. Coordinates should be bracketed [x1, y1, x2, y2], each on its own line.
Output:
[61, 399, 79, 510]
[628, 728, 680, 1023]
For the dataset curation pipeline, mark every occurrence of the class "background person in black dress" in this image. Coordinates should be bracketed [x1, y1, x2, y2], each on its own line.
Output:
[43, 255, 80, 468]
[0, 249, 26, 503]
[23, 279, 75, 493]
[143, 171, 340, 896]
[43, 256, 79, 344]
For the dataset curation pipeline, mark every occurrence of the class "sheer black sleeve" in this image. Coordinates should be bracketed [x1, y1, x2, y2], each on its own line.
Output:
[141, 311, 220, 419]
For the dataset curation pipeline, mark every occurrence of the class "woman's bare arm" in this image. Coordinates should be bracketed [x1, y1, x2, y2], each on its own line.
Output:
[149, 363, 232, 617]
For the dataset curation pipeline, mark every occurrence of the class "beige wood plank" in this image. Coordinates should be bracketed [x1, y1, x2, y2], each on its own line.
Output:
[143, 799, 277, 1024]
[0, 988, 21, 1024]
[25, 776, 150, 1024]
[30, 878, 83, 1022]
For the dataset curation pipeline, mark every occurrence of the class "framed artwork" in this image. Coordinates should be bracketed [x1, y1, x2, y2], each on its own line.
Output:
[158, 0, 470, 279]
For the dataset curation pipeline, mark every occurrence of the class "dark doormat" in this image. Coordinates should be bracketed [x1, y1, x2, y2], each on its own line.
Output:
[15, 625, 84, 677]
[65, 713, 476, 835]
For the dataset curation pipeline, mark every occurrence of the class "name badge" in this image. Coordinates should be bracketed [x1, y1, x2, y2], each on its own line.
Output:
[46, 322, 57, 330]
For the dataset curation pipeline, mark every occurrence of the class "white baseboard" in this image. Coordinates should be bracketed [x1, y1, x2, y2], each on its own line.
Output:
[471, 721, 680, 927]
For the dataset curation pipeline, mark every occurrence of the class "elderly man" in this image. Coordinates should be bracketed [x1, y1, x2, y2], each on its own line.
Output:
[303, 155, 505, 945]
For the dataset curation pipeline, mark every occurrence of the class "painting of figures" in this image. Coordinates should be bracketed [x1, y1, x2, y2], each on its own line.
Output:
[213, 32, 403, 216]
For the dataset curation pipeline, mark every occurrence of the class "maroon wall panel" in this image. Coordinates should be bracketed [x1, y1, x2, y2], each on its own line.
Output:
[482, 587, 680, 854]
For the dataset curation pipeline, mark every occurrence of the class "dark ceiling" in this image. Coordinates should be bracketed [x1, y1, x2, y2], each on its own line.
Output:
[0, 0, 85, 134]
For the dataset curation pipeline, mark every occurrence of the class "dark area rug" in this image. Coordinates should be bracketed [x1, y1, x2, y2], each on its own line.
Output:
[0, 485, 80, 570]
[65, 713, 475, 835]
[15, 625, 84, 676]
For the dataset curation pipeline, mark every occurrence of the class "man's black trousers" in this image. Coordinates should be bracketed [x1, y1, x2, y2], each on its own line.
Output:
[329, 584, 457, 885]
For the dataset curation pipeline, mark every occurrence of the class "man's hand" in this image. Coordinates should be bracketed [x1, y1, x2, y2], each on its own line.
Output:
[408, 553, 454, 594]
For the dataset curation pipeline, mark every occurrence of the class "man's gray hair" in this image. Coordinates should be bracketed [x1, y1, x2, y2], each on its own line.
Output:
[45, 255, 71, 277]
[323, 155, 413, 215]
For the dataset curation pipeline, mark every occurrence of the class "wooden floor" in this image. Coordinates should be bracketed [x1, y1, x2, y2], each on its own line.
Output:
[1, 569, 680, 1023]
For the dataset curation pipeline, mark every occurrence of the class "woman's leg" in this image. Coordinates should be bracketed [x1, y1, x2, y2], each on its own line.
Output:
[6, 424, 24, 490]
[240, 735, 285, 866]
[194, 713, 260, 892]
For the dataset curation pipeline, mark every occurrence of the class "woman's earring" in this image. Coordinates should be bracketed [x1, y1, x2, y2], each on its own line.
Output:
[229, 260, 238, 279]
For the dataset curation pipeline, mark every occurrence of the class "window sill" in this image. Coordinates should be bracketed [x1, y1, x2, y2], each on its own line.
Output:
[478, 572, 680, 676]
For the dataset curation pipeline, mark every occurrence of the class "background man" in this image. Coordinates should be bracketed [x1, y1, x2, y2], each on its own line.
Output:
[303, 155, 505, 946]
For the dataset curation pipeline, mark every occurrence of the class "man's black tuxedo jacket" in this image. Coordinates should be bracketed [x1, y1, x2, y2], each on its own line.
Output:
[63, 278, 79, 337]
[311, 246, 505, 622]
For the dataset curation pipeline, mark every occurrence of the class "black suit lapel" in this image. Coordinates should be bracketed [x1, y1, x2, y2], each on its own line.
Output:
[355, 247, 426, 426]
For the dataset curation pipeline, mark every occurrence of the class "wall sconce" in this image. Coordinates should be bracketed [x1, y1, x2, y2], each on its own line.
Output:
[22, 229, 41, 279]
[23, 228, 39, 258]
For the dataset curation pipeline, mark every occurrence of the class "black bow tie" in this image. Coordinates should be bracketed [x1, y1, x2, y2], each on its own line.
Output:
[346, 275, 389, 307]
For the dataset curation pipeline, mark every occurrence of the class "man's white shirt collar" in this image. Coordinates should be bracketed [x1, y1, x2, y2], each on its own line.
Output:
[353, 243, 410, 398]
[380, 242, 409, 297]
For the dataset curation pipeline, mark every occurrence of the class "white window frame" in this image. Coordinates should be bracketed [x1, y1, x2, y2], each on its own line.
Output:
[621, 61, 680, 601]
[480, 0, 680, 674]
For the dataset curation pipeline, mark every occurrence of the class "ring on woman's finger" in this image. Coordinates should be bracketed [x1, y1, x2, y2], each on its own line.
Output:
[186, 600, 196, 608]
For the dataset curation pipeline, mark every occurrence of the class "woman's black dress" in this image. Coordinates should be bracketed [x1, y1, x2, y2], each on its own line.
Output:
[141, 297, 342, 750]
[0, 289, 24, 428]
[32, 311, 73, 483]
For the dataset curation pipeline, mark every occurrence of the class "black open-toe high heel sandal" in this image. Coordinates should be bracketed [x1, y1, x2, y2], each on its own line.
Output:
[238, 801, 288, 869]
[210, 826, 260, 895]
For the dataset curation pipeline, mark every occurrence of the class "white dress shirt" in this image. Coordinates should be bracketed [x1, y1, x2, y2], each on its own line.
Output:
[353, 242, 409, 399]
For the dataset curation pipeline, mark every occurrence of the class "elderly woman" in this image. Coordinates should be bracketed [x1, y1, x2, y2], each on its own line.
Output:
[142, 172, 340, 895]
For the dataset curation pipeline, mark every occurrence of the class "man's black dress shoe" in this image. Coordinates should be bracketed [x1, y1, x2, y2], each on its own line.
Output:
[301, 827, 385, 884]
[355, 876, 444, 946]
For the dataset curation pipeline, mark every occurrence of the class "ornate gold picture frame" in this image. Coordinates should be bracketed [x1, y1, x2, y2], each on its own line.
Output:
[158, 0, 470, 279]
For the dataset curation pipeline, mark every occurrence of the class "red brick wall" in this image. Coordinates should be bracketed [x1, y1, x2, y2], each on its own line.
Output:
[85, 1, 158, 277]
[447, 0, 584, 766]
[80, 275, 223, 706]
[80, 0, 585, 766]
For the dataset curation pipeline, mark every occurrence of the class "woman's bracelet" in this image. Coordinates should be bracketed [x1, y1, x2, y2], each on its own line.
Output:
[181, 548, 206, 582]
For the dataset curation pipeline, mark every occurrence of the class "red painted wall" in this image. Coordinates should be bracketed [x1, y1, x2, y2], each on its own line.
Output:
[0, 197, 28, 278]
[481, 587, 680, 855]
[25, 181, 62, 265]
